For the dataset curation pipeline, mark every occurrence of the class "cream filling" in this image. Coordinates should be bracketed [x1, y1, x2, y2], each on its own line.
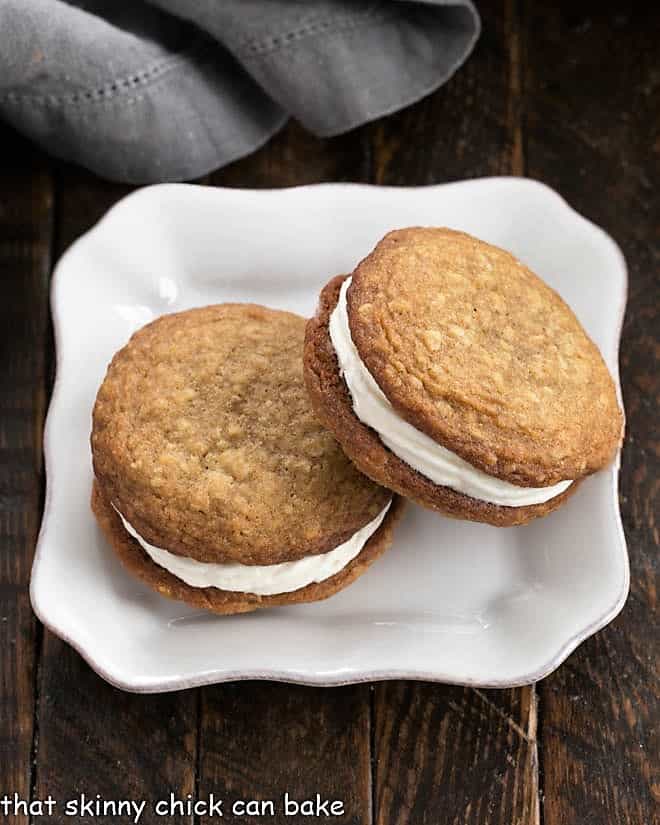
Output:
[114, 501, 391, 596]
[329, 277, 572, 507]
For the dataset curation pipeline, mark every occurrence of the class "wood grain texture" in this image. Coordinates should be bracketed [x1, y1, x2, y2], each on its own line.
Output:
[374, 684, 539, 825]
[522, 2, 659, 824]
[198, 683, 371, 825]
[370, 1, 540, 823]
[34, 632, 198, 825]
[210, 119, 369, 188]
[31, 165, 198, 825]
[0, 127, 53, 825]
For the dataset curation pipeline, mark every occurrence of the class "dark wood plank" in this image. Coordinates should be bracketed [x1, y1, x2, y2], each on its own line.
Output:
[521, 3, 659, 824]
[375, 684, 540, 825]
[32, 164, 198, 825]
[34, 633, 198, 825]
[199, 683, 371, 825]
[210, 119, 369, 188]
[370, 1, 541, 822]
[0, 126, 54, 825]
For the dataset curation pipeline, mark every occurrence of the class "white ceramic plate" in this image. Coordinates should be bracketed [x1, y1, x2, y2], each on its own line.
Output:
[32, 179, 628, 692]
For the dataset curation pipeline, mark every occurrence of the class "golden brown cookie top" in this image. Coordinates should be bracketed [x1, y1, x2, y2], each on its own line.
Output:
[347, 228, 623, 486]
[92, 304, 391, 565]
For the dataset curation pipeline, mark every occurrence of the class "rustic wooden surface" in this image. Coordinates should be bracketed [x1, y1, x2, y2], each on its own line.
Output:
[0, 2, 657, 823]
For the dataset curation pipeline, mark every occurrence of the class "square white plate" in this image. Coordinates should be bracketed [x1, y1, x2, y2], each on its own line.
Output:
[32, 179, 628, 692]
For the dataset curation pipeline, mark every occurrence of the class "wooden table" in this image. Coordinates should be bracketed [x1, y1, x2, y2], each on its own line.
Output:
[1, 3, 656, 823]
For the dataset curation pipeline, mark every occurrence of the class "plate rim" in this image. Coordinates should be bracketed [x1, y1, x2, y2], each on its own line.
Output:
[31, 176, 630, 693]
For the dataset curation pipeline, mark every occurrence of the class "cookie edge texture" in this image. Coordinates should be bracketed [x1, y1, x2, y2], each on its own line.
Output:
[347, 228, 623, 485]
[303, 274, 581, 527]
[92, 481, 404, 615]
[92, 303, 393, 565]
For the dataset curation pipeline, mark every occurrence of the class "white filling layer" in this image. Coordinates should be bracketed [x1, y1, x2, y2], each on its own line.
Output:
[329, 277, 572, 508]
[115, 501, 391, 596]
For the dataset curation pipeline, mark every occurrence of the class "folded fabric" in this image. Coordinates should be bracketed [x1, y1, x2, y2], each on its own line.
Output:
[0, 0, 480, 183]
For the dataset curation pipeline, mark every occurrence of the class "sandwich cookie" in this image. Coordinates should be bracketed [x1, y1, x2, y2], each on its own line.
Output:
[304, 228, 623, 526]
[92, 304, 402, 614]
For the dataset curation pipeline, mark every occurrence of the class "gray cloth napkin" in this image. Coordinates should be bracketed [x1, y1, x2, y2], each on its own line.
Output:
[0, 1, 480, 183]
